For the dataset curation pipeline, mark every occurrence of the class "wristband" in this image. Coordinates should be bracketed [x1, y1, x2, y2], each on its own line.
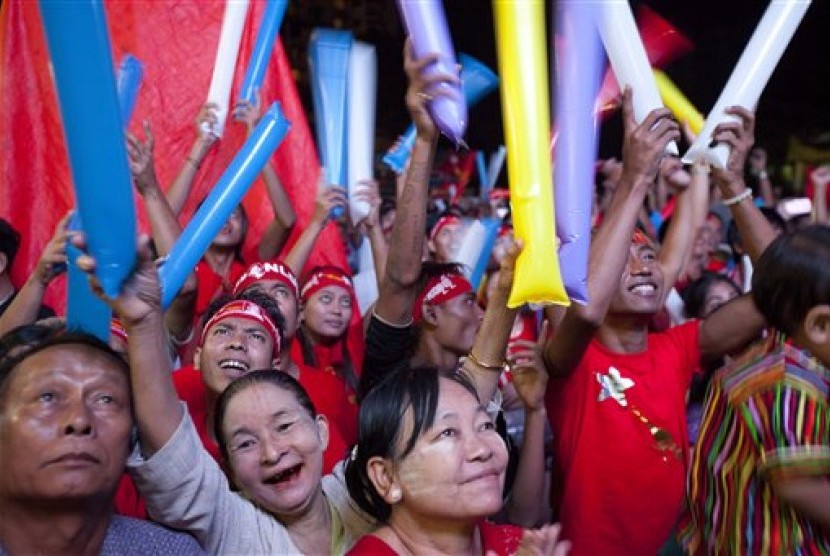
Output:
[723, 188, 753, 207]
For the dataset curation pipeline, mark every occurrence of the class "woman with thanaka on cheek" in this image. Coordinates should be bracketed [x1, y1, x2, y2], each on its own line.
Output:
[345, 366, 570, 555]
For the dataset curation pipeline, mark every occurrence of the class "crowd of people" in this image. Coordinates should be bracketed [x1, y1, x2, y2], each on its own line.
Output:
[1, 36, 829, 556]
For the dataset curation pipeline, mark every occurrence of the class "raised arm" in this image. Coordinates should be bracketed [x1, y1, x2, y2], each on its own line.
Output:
[128, 121, 182, 256]
[77, 235, 182, 455]
[0, 214, 68, 336]
[232, 94, 297, 261]
[166, 104, 219, 216]
[810, 165, 830, 225]
[710, 107, 778, 263]
[543, 88, 680, 377]
[282, 177, 347, 276]
[353, 179, 388, 286]
[374, 41, 450, 325]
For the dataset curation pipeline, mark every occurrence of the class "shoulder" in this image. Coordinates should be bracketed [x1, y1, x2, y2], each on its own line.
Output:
[103, 516, 205, 555]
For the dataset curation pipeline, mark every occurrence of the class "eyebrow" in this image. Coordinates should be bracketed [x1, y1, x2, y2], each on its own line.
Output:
[229, 410, 289, 438]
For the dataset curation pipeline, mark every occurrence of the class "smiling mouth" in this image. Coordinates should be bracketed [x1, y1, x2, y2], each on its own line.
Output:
[628, 283, 657, 296]
[264, 464, 302, 486]
[462, 470, 501, 485]
[219, 359, 250, 375]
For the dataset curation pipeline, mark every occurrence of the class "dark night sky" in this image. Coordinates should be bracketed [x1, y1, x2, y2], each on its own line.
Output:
[287, 1, 830, 178]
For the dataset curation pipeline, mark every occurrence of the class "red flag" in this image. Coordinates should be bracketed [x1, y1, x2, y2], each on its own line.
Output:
[0, 1, 347, 314]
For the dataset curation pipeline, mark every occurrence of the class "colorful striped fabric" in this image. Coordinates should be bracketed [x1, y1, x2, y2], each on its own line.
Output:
[679, 333, 830, 554]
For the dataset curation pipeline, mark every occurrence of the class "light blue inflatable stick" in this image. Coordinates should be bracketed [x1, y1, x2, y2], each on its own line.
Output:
[65, 212, 112, 341]
[116, 54, 144, 127]
[469, 218, 502, 292]
[38, 0, 137, 298]
[159, 102, 291, 308]
[239, 0, 289, 104]
[308, 28, 353, 219]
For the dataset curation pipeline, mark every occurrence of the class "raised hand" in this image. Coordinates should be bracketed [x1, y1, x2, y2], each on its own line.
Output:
[508, 320, 550, 412]
[126, 120, 158, 194]
[311, 173, 348, 225]
[194, 102, 220, 145]
[514, 523, 571, 556]
[352, 179, 382, 229]
[34, 213, 73, 285]
[711, 106, 756, 190]
[232, 90, 262, 135]
[619, 87, 681, 188]
[73, 233, 162, 328]
[403, 38, 460, 143]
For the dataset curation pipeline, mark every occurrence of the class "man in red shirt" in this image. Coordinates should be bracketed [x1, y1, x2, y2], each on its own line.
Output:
[543, 91, 774, 555]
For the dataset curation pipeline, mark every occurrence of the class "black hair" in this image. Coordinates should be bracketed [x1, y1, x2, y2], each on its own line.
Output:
[425, 209, 461, 238]
[213, 369, 318, 463]
[344, 366, 479, 522]
[752, 226, 830, 337]
[682, 272, 742, 319]
[0, 218, 21, 270]
[379, 197, 397, 220]
[201, 289, 287, 356]
[0, 323, 128, 410]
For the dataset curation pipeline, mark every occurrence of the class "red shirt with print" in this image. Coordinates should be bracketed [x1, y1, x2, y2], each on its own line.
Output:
[546, 321, 700, 556]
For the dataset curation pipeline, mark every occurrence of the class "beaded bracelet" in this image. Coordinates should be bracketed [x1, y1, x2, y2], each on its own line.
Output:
[723, 188, 753, 207]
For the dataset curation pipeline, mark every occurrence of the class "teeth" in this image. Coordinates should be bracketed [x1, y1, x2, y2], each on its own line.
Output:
[265, 465, 299, 484]
[631, 284, 656, 295]
[219, 360, 248, 371]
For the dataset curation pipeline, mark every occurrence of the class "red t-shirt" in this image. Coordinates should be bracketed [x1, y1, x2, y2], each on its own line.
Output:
[291, 339, 360, 445]
[346, 521, 523, 555]
[546, 321, 700, 556]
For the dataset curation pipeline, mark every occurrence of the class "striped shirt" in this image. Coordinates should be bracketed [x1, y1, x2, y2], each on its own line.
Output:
[679, 334, 830, 554]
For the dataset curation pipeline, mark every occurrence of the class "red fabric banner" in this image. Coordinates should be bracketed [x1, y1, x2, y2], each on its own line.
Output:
[0, 1, 347, 314]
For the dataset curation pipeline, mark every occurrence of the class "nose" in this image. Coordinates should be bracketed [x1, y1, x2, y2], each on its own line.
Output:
[226, 330, 248, 352]
[260, 434, 286, 466]
[466, 429, 494, 463]
[629, 256, 653, 276]
[63, 401, 94, 437]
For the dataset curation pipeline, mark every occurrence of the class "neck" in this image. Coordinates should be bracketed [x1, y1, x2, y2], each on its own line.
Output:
[597, 314, 650, 353]
[383, 510, 480, 555]
[282, 488, 332, 555]
[0, 499, 112, 556]
[413, 333, 459, 371]
[205, 247, 236, 275]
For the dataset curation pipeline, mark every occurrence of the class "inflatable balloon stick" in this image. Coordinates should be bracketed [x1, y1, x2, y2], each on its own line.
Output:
[38, 0, 137, 298]
[469, 218, 501, 292]
[159, 103, 291, 308]
[493, 0, 568, 307]
[684, 0, 811, 168]
[596, 0, 677, 154]
[476, 151, 488, 198]
[555, 0, 603, 304]
[594, 5, 693, 121]
[383, 52, 498, 174]
[116, 54, 144, 127]
[347, 41, 377, 225]
[653, 70, 703, 135]
[397, 0, 466, 145]
[239, 0, 288, 105]
[487, 145, 507, 190]
[309, 28, 353, 219]
[66, 212, 112, 341]
[204, 0, 249, 137]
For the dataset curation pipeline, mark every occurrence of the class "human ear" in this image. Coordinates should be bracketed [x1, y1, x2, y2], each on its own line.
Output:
[315, 414, 330, 451]
[367, 456, 401, 504]
[803, 305, 830, 349]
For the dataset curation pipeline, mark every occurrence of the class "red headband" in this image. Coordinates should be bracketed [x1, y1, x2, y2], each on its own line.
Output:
[201, 300, 281, 353]
[413, 272, 473, 323]
[429, 215, 461, 242]
[631, 230, 655, 248]
[233, 261, 299, 299]
[300, 269, 354, 303]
